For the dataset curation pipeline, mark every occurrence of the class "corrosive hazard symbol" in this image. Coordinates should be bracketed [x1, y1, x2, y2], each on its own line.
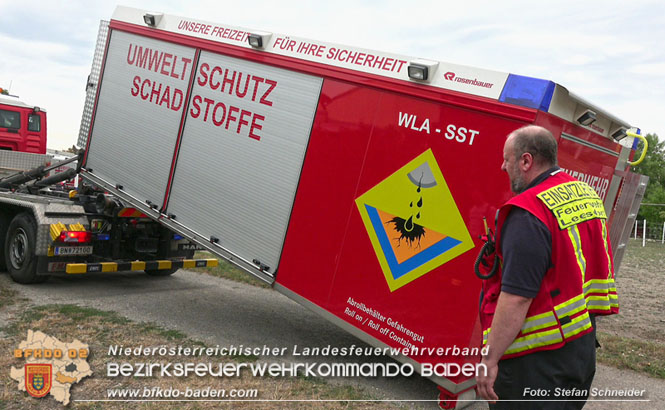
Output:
[356, 149, 473, 291]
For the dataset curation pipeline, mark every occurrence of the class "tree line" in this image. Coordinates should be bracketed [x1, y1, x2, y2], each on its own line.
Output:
[631, 133, 665, 230]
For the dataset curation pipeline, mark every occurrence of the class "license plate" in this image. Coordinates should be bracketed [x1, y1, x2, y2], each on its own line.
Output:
[54, 246, 93, 256]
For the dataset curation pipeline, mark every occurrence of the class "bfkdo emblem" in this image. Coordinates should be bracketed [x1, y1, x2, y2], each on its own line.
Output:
[25, 364, 52, 398]
[356, 149, 473, 291]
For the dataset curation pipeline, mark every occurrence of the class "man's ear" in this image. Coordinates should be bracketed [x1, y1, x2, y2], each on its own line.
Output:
[520, 152, 534, 172]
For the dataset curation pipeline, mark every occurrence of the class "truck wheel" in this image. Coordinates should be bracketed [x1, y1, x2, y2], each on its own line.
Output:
[144, 250, 194, 277]
[144, 267, 179, 276]
[0, 213, 7, 271]
[5, 213, 46, 284]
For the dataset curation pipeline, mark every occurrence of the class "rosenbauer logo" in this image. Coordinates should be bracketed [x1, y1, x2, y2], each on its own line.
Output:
[443, 71, 494, 89]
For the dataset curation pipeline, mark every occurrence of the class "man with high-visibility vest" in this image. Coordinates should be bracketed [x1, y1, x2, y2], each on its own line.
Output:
[476, 125, 619, 409]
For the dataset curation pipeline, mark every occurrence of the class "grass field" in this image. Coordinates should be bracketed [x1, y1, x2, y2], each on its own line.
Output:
[596, 239, 665, 379]
[0, 287, 385, 409]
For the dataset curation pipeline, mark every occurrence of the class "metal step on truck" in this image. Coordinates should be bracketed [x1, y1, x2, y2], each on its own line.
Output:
[2, 6, 650, 407]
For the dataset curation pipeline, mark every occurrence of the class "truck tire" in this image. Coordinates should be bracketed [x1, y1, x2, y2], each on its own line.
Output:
[144, 267, 179, 276]
[144, 250, 195, 277]
[5, 212, 46, 284]
[0, 213, 7, 272]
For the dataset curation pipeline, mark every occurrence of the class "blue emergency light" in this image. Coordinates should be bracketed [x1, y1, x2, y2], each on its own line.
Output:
[499, 74, 556, 111]
[633, 128, 642, 150]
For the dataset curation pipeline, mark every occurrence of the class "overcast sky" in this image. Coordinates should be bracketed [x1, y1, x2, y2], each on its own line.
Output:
[1, 0, 663, 150]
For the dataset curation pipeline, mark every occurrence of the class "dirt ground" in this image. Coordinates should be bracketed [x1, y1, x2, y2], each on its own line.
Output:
[598, 239, 665, 344]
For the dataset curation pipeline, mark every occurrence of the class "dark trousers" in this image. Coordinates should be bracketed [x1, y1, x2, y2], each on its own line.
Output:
[489, 320, 596, 410]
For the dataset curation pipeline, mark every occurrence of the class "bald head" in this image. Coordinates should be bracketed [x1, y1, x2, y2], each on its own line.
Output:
[501, 125, 558, 194]
[508, 125, 558, 168]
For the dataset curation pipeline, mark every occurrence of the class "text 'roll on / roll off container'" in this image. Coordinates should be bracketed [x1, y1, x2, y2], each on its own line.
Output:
[75, 6, 648, 405]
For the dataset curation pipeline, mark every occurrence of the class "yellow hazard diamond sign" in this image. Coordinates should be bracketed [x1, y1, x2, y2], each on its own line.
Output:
[356, 149, 473, 291]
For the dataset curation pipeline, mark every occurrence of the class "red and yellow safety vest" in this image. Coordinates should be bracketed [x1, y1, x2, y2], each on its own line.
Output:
[480, 170, 618, 359]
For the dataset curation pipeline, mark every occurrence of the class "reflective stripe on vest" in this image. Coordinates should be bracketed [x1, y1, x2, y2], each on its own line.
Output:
[504, 328, 563, 355]
[583, 279, 618, 312]
[586, 294, 619, 312]
[482, 310, 558, 346]
[583, 279, 615, 295]
[561, 311, 592, 339]
[554, 294, 586, 318]
[601, 221, 613, 278]
[566, 220, 618, 314]
[521, 310, 558, 334]
[482, 326, 563, 354]
[482, 294, 592, 355]
[554, 294, 593, 339]
[567, 225, 587, 283]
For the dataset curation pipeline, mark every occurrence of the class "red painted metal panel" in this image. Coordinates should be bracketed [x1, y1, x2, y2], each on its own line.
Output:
[278, 78, 531, 385]
[0, 103, 47, 154]
[277, 80, 382, 304]
[536, 112, 620, 202]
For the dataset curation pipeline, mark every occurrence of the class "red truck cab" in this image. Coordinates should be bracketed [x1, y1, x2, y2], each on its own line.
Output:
[0, 90, 47, 154]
